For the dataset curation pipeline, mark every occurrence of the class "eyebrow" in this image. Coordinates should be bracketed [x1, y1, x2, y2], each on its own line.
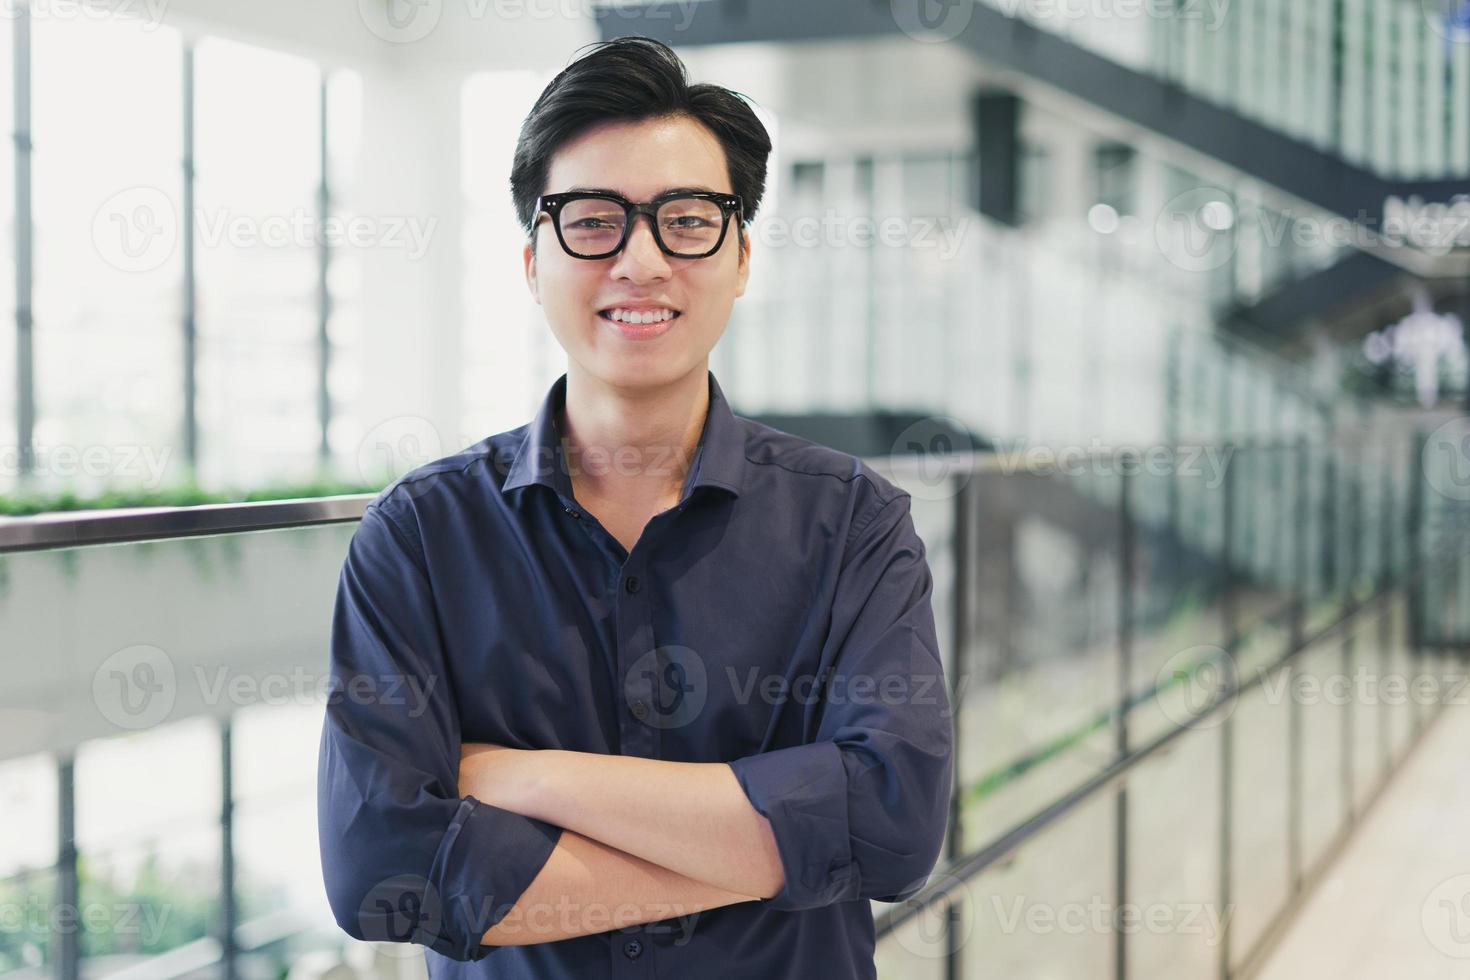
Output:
[564, 185, 722, 197]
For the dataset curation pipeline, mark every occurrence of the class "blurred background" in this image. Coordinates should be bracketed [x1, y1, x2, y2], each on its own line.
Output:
[3, 0, 1470, 977]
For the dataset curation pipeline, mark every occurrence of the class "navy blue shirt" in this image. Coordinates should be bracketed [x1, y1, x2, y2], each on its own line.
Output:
[317, 370, 953, 979]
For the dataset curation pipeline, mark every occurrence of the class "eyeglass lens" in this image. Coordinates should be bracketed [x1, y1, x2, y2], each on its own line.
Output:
[559, 196, 726, 257]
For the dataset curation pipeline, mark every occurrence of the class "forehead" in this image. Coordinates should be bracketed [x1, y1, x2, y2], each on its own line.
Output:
[544, 115, 733, 200]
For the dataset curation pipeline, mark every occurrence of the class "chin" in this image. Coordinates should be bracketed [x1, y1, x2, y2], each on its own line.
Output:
[590, 349, 700, 388]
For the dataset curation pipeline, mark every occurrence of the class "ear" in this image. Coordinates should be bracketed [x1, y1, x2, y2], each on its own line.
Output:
[734, 229, 751, 298]
[523, 239, 541, 304]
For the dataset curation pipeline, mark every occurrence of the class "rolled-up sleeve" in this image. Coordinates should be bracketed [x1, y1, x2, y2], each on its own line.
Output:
[317, 500, 563, 961]
[726, 491, 954, 911]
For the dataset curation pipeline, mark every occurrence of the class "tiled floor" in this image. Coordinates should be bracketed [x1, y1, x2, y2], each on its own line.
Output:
[1255, 699, 1470, 980]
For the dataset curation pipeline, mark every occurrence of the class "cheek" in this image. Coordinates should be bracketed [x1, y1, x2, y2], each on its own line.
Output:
[541, 271, 596, 319]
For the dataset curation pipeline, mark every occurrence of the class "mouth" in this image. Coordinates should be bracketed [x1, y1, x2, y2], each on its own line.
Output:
[597, 306, 683, 342]
[596, 307, 683, 325]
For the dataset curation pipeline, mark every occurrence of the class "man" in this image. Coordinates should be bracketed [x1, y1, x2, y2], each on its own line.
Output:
[317, 36, 953, 980]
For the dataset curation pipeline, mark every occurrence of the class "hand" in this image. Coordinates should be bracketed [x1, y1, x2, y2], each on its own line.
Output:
[457, 742, 536, 810]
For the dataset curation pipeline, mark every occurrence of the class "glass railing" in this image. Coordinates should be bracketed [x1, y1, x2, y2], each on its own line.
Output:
[3, 423, 1465, 979]
[871, 425, 1470, 978]
[0, 497, 368, 979]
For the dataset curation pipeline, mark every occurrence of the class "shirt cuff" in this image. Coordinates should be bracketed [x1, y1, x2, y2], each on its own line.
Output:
[416, 796, 563, 960]
[727, 742, 858, 910]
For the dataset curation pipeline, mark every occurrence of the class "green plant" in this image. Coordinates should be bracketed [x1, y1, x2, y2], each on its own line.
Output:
[0, 477, 386, 517]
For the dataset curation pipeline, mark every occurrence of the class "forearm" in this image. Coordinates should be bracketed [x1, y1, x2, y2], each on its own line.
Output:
[463, 748, 784, 899]
[481, 828, 755, 946]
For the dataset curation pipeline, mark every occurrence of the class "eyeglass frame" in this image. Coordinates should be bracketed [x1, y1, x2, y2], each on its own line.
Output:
[533, 189, 746, 260]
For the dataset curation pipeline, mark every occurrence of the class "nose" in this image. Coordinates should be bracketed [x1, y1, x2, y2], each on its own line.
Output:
[609, 211, 671, 280]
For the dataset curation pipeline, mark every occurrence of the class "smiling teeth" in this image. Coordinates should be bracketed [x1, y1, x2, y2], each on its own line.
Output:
[606, 308, 677, 324]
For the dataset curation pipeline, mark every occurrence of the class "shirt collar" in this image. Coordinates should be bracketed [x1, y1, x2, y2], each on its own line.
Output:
[500, 369, 746, 503]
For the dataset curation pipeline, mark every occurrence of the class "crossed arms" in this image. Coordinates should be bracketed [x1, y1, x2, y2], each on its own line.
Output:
[455, 744, 784, 944]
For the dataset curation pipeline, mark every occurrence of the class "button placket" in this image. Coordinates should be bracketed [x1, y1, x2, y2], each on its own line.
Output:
[617, 560, 656, 760]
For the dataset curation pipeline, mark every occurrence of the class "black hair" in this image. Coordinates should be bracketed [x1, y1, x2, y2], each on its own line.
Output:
[509, 36, 772, 253]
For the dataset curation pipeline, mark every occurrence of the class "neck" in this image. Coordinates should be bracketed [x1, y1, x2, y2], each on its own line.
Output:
[559, 364, 710, 505]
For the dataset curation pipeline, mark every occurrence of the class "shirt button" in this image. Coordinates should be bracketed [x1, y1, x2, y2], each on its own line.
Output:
[564, 506, 580, 519]
[625, 575, 641, 594]
[623, 939, 643, 959]
[630, 700, 649, 721]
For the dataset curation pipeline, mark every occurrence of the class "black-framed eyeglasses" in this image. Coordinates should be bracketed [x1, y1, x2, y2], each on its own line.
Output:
[534, 190, 745, 260]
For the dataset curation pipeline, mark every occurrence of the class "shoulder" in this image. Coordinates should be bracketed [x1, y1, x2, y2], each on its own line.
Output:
[740, 417, 911, 541]
[361, 428, 520, 537]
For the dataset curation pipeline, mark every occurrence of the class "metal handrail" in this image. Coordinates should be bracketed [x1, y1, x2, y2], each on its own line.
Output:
[0, 493, 372, 554]
[0, 437, 1325, 556]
